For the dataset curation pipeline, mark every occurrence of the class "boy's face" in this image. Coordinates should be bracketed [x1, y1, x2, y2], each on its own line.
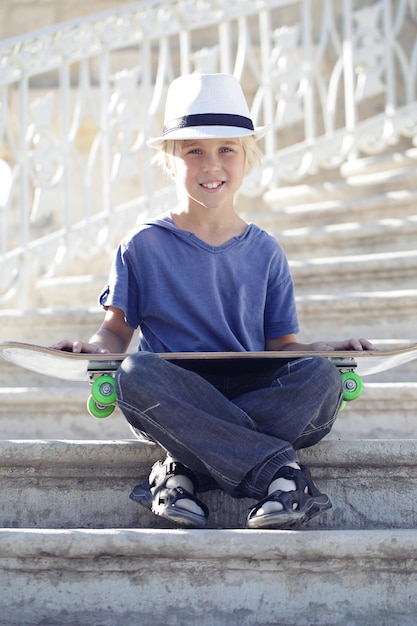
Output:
[169, 138, 246, 211]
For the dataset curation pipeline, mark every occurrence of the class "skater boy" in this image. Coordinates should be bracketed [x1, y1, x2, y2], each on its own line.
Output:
[52, 73, 375, 529]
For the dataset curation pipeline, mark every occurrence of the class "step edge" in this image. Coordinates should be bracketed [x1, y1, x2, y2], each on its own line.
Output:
[1, 527, 417, 562]
[0, 439, 416, 469]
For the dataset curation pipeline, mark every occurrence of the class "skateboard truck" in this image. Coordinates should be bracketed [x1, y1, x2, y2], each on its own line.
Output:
[333, 357, 364, 410]
[87, 360, 121, 418]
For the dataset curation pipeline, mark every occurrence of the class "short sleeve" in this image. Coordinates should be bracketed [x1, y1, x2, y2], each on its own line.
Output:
[98, 243, 141, 329]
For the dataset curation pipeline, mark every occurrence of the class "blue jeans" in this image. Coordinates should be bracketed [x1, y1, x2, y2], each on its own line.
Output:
[116, 353, 342, 499]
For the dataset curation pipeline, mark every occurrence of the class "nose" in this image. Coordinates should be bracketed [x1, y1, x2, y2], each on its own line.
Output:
[202, 153, 221, 172]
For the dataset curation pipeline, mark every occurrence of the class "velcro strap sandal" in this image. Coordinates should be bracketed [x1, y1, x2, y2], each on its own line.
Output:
[130, 459, 209, 529]
[247, 464, 331, 530]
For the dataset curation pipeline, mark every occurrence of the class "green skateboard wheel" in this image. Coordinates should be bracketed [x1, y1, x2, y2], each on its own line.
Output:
[341, 371, 364, 401]
[87, 395, 115, 418]
[91, 375, 116, 406]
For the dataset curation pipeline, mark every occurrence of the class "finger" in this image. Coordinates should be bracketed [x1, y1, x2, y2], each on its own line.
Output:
[350, 338, 364, 351]
[49, 340, 74, 352]
[321, 343, 335, 352]
[77, 342, 110, 355]
[359, 338, 378, 351]
[348, 338, 378, 351]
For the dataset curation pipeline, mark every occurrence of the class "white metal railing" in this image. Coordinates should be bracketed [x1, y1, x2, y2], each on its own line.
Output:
[0, 0, 416, 309]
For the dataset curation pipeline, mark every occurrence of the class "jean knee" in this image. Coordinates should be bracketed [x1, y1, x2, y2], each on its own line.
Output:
[307, 356, 342, 399]
[292, 357, 343, 448]
[116, 352, 159, 398]
[118, 350, 157, 376]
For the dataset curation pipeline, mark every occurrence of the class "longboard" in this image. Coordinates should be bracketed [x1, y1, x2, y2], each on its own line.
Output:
[1, 341, 417, 417]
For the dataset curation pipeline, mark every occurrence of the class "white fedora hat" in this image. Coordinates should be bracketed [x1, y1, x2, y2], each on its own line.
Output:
[147, 73, 266, 149]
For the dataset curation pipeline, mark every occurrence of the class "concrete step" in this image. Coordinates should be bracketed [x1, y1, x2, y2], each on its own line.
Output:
[0, 307, 106, 345]
[340, 145, 417, 178]
[1, 383, 417, 440]
[0, 387, 131, 439]
[1, 439, 417, 530]
[328, 383, 417, 440]
[276, 214, 417, 259]
[339, 147, 417, 178]
[296, 288, 417, 342]
[343, 164, 417, 191]
[1, 526, 417, 626]
[262, 165, 417, 210]
[257, 188, 417, 230]
[289, 248, 417, 292]
[36, 273, 108, 309]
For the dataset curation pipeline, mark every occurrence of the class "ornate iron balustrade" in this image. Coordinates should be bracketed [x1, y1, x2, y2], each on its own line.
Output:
[0, 0, 416, 309]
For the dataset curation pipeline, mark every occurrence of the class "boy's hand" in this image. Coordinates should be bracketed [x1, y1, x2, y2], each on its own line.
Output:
[310, 338, 378, 352]
[50, 340, 109, 354]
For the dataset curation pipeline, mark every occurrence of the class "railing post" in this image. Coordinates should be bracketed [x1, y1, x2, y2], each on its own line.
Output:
[301, 0, 315, 143]
[18, 75, 31, 310]
[0, 158, 12, 258]
[99, 50, 112, 219]
[59, 59, 72, 235]
[259, 6, 275, 158]
[342, 0, 356, 132]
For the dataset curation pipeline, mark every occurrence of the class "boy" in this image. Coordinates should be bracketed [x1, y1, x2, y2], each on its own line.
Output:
[52, 73, 375, 529]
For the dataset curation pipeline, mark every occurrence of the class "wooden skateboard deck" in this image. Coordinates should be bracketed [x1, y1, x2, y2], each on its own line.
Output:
[2, 340, 417, 379]
[1, 340, 417, 417]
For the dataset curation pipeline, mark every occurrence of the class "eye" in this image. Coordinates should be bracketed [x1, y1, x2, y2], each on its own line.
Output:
[219, 146, 233, 153]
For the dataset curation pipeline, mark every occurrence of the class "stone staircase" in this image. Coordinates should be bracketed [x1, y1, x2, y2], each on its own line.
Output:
[1, 143, 417, 625]
[1, 438, 417, 625]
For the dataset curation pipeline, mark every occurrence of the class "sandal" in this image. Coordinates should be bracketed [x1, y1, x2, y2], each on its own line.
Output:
[247, 464, 331, 530]
[130, 459, 209, 529]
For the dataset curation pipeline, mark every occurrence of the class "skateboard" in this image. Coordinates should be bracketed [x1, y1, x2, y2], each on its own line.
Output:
[1, 341, 417, 418]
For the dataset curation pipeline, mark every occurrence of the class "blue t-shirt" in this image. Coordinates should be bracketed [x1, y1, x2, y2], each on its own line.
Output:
[99, 215, 299, 352]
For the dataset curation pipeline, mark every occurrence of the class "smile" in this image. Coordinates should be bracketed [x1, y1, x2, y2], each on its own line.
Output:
[201, 181, 224, 190]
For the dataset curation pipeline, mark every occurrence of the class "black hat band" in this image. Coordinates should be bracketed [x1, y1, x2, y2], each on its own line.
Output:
[163, 113, 254, 136]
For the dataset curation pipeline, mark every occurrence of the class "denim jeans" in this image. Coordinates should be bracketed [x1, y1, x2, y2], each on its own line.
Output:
[116, 352, 342, 500]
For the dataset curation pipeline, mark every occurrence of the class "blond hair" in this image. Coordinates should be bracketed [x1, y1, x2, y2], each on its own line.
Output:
[152, 136, 262, 178]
